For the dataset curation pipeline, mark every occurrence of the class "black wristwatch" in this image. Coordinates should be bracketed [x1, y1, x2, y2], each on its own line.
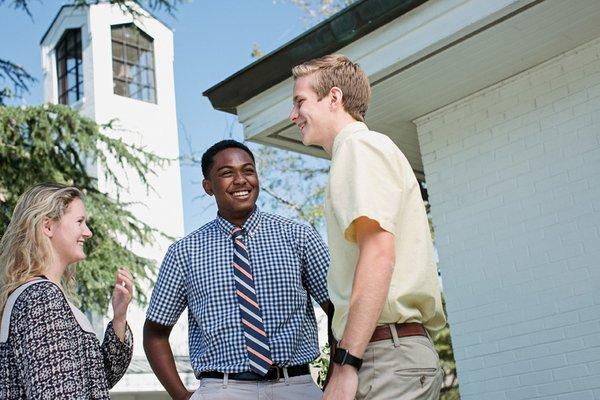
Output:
[333, 346, 363, 371]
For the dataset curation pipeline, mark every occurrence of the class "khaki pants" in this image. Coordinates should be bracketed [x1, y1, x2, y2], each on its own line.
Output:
[190, 373, 322, 400]
[356, 327, 443, 400]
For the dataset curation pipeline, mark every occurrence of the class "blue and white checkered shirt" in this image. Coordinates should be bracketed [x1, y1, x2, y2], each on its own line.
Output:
[146, 208, 330, 373]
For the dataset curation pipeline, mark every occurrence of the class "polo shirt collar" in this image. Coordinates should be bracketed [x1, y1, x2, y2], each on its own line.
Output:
[216, 206, 262, 238]
[332, 121, 368, 156]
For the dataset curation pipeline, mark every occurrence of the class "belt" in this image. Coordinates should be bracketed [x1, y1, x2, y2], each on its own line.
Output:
[370, 322, 427, 342]
[198, 364, 310, 381]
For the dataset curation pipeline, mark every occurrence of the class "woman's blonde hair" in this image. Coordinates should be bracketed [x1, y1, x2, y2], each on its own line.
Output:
[0, 183, 83, 314]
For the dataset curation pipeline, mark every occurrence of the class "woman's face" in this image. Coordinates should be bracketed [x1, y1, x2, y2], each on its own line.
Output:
[48, 198, 93, 266]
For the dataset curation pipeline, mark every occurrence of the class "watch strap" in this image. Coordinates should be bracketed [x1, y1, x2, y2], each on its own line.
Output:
[333, 347, 363, 371]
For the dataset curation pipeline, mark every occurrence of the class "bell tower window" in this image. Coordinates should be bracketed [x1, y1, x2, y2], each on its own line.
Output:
[111, 24, 156, 103]
[56, 28, 83, 105]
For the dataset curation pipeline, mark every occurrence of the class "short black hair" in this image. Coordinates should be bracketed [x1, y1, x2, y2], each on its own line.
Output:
[201, 140, 256, 178]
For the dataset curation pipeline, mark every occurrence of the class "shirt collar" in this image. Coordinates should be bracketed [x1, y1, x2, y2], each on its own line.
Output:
[331, 121, 368, 156]
[216, 206, 262, 238]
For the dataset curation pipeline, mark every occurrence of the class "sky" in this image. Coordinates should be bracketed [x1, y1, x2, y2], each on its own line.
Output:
[0, 0, 311, 234]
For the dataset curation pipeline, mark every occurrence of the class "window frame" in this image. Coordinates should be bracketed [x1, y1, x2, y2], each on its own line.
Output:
[55, 28, 83, 105]
[110, 23, 157, 104]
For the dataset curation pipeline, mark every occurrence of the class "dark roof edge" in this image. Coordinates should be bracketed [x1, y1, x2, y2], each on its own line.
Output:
[40, 1, 172, 45]
[203, 0, 428, 114]
[40, 5, 70, 45]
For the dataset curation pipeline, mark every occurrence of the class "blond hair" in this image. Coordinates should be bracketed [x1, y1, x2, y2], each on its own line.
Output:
[0, 183, 82, 314]
[292, 54, 371, 121]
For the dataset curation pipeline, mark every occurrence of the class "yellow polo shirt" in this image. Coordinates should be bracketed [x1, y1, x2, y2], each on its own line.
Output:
[325, 122, 446, 339]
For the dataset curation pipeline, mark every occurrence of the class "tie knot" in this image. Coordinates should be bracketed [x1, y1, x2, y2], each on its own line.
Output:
[231, 227, 244, 240]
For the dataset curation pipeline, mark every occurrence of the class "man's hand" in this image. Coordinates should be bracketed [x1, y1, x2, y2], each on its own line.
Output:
[323, 364, 359, 400]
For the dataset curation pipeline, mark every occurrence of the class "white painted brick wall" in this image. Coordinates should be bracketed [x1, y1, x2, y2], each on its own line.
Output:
[415, 37, 600, 399]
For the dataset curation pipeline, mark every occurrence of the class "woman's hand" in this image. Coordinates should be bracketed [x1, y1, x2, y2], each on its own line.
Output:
[111, 268, 133, 341]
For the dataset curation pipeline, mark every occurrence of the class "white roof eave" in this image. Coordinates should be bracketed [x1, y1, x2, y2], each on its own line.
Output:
[236, 0, 536, 156]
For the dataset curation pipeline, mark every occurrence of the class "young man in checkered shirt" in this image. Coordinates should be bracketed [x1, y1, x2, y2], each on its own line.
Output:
[144, 140, 332, 400]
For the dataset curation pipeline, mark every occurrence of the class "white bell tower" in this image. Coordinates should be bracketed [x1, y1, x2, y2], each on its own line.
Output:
[40, 3, 192, 397]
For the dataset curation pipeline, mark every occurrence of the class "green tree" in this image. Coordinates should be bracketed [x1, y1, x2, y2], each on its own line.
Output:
[0, 60, 35, 105]
[0, 0, 180, 313]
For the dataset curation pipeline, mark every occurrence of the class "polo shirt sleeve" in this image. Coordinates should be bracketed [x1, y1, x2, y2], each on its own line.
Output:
[146, 243, 188, 326]
[300, 225, 330, 305]
[330, 136, 404, 243]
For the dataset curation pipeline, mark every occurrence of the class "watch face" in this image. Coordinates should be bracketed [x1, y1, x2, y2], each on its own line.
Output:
[333, 348, 347, 364]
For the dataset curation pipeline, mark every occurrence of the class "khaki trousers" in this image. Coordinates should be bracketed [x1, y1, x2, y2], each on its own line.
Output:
[190, 373, 322, 400]
[356, 326, 443, 400]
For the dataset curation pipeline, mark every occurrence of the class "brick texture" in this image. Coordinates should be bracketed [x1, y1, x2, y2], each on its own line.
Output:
[415, 37, 600, 399]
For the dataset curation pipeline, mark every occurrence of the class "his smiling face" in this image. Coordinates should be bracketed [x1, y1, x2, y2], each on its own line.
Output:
[289, 74, 333, 148]
[202, 147, 259, 225]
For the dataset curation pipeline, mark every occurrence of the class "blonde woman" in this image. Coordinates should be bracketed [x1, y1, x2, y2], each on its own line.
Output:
[0, 183, 134, 399]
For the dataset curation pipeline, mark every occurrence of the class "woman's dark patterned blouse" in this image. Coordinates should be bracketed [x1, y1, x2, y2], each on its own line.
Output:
[0, 281, 133, 399]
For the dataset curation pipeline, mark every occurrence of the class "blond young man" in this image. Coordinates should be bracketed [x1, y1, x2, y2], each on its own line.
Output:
[289, 54, 447, 400]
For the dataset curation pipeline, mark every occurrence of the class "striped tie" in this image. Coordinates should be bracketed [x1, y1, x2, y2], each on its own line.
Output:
[231, 227, 273, 375]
